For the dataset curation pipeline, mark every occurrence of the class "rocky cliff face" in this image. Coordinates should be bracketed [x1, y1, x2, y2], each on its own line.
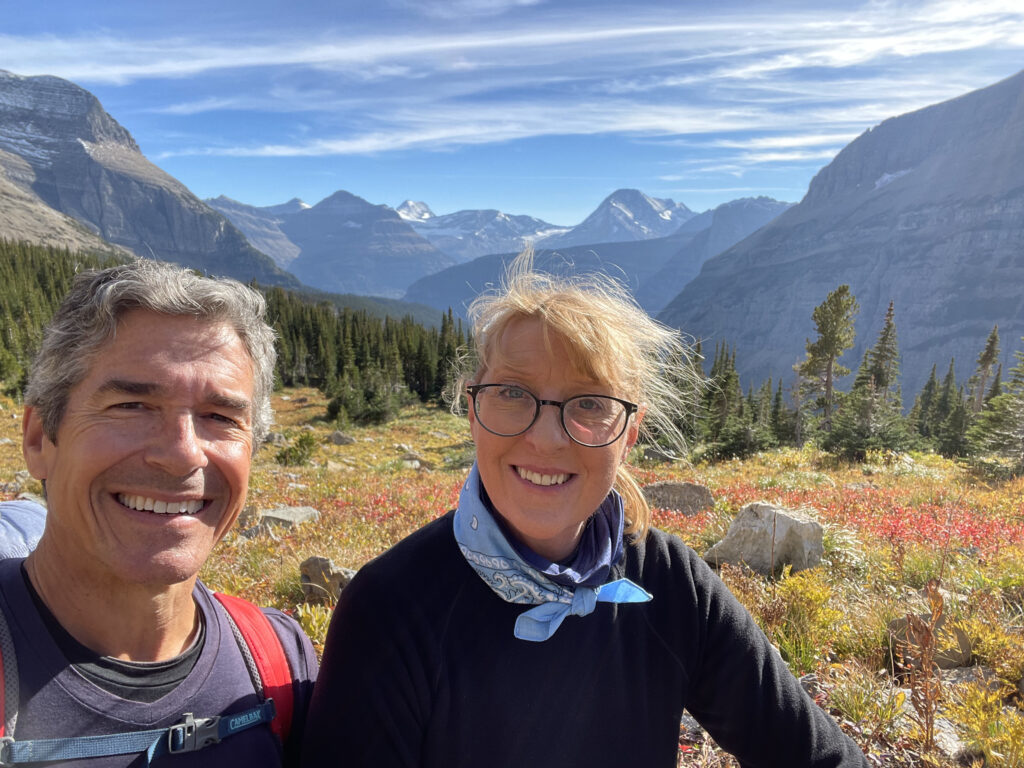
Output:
[659, 70, 1024, 399]
[0, 148, 128, 255]
[206, 195, 303, 269]
[635, 197, 792, 314]
[0, 70, 298, 287]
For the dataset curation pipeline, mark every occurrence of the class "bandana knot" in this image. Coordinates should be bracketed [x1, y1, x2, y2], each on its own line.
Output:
[454, 463, 652, 642]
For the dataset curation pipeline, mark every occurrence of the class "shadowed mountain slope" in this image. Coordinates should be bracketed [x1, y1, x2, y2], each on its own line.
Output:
[659, 70, 1024, 398]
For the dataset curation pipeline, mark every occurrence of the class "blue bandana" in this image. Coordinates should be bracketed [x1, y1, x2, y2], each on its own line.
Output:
[453, 463, 652, 642]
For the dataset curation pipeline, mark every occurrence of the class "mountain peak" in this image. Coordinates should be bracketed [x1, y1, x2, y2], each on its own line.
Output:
[0, 69, 137, 160]
[397, 200, 435, 222]
[308, 190, 389, 217]
[537, 187, 696, 249]
[262, 197, 310, 216]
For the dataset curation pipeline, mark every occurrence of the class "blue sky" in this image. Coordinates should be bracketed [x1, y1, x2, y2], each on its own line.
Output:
[2, 0, 1022, 224]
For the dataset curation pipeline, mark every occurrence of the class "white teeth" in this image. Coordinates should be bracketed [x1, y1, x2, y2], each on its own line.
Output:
[117, 494, 204, 515]
[517, 467, 569, 486]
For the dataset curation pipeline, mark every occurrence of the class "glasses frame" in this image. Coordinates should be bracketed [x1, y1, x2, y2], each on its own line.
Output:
[466, 384, 639, 448]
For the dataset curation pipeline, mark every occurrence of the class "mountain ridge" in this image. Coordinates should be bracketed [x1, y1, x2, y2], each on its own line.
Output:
[0, 69, 299, 288]
[659, 68, 1024, 399]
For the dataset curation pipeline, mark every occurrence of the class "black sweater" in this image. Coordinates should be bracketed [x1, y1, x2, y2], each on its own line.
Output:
[303, 511, 867, 767]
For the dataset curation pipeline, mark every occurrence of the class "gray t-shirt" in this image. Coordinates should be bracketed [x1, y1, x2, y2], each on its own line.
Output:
[0, 558, 319, 767]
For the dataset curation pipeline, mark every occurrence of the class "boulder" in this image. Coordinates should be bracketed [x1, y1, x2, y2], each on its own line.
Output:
[329, 430, 356, 446]
[703, 502, 823, 576]
[642, 481, 713, 516]
[300, 556, 357, 603]
[401, 451, 433, 471]
[643, 445, 679, 463]
[888, 614, 973, 671]
[261, 505, 320, 529]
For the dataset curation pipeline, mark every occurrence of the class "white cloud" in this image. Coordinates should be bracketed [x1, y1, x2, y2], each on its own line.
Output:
[6, 0, 1024, 182]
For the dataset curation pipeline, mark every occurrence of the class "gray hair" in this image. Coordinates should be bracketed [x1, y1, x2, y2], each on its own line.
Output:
[25, 259, 277, 448]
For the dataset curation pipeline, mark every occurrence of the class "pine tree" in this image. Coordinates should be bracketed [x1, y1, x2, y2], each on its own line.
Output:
[986, 364, 1003, 404]
[909, 364, 939, 440]
[796, 284, 858, 434]
[967, 339, 1024, 470]
[864, 300, 900, 404]
[968, 325, 1000, 414]
[930, 359, 959, 435]
[936, 387, 970, 457]
[823, 303, 910, 460]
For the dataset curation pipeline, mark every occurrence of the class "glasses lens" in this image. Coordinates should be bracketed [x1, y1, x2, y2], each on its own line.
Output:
[473, 385, 537, 436]
[563, 396, 628, 446]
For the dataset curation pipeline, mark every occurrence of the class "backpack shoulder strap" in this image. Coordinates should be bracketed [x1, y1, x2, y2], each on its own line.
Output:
[0, 602, 19, 739]
[213, 592, 294, 745]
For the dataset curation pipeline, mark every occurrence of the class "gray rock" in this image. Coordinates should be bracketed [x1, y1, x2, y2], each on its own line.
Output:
[260, 505, 320, 529]
[401, 451, 434, 471]
[265, 431, 287, 446]
[329, 430, 355, 446]
[643, 445, 679, 463]
[887, 614, 973, 670]
[16, 492, 47, 508]
[642, 481, 713, 516]
[300, 556, 357, 603]
[940, 665, 1001, 691]
[0, 437, 14, 446]
[703, 502, 823, 576]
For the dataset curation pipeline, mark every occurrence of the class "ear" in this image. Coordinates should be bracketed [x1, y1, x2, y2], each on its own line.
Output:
[622, 406, 645, 460]
[22, 406, 52, 481]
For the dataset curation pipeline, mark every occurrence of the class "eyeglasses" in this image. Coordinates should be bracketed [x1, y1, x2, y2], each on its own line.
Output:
[466, 384, 638, 448]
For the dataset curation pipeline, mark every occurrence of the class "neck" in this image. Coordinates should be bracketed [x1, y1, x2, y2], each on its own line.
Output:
[25, 542, 199, 662]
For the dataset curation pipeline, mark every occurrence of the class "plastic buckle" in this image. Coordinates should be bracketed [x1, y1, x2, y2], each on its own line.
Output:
[0, 735, 14, 766]
[167, 713, 221, 754]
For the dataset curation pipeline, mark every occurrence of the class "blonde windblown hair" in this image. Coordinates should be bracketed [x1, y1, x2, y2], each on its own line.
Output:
[451, 249, 699, 541]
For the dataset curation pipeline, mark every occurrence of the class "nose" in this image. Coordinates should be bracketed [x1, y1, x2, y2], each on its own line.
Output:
[525, 402, 570, 450]
[145, 411, 208, 475]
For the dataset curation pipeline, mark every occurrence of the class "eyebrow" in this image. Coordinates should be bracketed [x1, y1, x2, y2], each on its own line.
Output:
[97, 379, 252, 414]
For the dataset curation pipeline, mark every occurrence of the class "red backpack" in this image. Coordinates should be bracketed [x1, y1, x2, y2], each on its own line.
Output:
[0, 592, 294, 765]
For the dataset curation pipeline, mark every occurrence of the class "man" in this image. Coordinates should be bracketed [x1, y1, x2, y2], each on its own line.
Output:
[0, 260, 317, 766]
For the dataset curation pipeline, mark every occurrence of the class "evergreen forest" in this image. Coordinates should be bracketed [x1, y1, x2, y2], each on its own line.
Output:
[2, 241, 1023, 473]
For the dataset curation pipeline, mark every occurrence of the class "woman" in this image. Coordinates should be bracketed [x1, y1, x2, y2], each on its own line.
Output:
[303, 253, 867, 767]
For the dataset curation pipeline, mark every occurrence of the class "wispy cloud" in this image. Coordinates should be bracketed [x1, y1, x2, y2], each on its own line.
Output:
[4, 0, 1023, 188]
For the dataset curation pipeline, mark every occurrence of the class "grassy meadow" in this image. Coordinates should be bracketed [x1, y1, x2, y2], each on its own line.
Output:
[1, 388, 1022, 766]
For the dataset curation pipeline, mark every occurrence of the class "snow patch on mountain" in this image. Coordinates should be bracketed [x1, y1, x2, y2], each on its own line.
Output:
[874, 169, 912, 189]
[397, 200, 435, 221]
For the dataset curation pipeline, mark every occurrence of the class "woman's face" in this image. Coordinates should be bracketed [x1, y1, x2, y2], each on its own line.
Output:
[468, 316, 639, 562]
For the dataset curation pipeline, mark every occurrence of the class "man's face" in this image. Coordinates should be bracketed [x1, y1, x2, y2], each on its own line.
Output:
[23, 309, 255, 587]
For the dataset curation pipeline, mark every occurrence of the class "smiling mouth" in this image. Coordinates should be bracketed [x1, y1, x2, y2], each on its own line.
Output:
[117, 494, 205, 515]
[516, 467, 570, 487]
